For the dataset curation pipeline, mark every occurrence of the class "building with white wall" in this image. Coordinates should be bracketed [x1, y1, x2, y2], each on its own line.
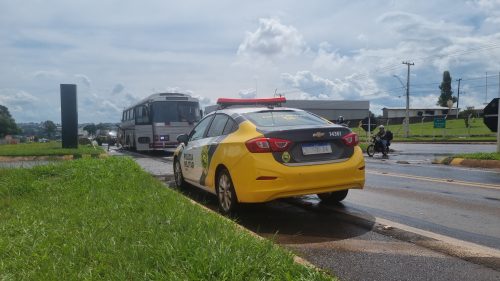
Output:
[382, 107, 459, 118]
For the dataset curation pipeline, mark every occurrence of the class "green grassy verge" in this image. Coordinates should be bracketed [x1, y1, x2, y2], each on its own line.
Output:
[358, 143, 367, 152]
[0, 142, 104, 157]
[352, 118, 496, 142]
[0, 157, 332, 280]
[453, 152, 500, 161]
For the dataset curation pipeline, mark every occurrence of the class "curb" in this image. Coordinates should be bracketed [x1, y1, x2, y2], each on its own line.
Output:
[434, 157, 500, 169]
[161, 181, 323, 274]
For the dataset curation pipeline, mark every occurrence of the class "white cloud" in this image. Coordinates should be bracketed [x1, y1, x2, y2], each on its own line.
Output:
[312, 42, 349, 72]
[237, 18, 306, 60]
[280, 71, 380, 101]
[1, 1, 499, 121]
[377, 11, 472, 39]
[0, 89, 39, 106]
[475, 0, 500, 23]
[0, 89, 41, 121]
[111, 83, 125, 95]
[33, 70, 64, 80]
[238, 89, 257, 99]
[75, 74, 91, 88]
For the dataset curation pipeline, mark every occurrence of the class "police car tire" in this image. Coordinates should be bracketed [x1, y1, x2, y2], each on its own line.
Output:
[318, 189, 348, 203]
[216, 168, 238, 214]
[174, 159, 186, 188]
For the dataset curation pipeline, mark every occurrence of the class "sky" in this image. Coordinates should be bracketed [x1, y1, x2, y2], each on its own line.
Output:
[1, 0, 500, 123]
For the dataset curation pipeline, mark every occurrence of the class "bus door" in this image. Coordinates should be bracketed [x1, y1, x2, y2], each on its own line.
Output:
[134, 104, 153, 151]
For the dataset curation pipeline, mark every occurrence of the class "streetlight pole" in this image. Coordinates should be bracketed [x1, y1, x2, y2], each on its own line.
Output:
[402, 62, 414, 138]
[456, 78, 461, 118]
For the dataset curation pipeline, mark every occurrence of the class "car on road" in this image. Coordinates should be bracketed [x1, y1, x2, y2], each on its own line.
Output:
[173, 97, 365, 213]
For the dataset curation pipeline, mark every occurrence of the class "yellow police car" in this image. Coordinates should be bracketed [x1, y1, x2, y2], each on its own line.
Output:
[173, 97, 365, 213]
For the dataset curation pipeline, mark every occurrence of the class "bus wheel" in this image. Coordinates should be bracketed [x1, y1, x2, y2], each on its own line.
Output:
[216, 168, 238, 214]
[174, 159, 186, 188]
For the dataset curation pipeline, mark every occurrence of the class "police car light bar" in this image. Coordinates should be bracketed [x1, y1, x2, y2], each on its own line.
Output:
[217, 97, 286, 108]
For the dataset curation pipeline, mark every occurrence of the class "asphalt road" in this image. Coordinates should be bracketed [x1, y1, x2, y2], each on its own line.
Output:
[350, 158, 500, 249]
[111, 144, 500, 280]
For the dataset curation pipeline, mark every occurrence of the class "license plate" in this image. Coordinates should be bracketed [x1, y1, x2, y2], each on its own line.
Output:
[301, 143, 332, 155]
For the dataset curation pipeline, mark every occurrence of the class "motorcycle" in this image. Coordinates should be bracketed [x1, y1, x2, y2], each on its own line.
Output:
[366, 135, 390, 157]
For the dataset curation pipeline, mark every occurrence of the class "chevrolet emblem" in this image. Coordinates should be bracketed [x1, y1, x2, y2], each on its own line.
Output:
[312, 132, 325, 138]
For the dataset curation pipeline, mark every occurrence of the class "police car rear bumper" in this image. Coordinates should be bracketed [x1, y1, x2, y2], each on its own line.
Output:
[231, 146, 365, 203]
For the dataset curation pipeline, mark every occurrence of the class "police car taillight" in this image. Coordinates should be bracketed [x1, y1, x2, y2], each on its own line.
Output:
[341, 132, 359, 147]
[217, 97, 286, 108]
[245, 137, 292, 153]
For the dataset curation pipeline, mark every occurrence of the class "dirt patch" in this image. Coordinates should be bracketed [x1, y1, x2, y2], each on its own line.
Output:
[0, 155, 73, 162]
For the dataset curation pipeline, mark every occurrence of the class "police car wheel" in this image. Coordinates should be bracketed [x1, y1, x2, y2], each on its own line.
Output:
[317, 189, 348, 203]
[174, 159, 186, 188]
[216, 168, 237, 214]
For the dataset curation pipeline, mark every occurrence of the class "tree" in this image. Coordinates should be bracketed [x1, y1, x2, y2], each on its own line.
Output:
[96, 123, 109, 131]
[437, 71, 456, 107]
[42, 120, 57, 139]
[83, 123, 97, 137]
[0, 105, 19, 138]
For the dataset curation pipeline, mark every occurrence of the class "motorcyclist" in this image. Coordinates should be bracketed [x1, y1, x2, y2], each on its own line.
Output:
[375, 125, 389, 152]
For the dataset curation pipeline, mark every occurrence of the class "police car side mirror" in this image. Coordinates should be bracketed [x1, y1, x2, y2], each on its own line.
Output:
[177, 134, 189, 145]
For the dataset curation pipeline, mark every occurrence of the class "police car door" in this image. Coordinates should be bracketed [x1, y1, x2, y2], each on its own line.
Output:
[181, 115, 214, 183]
[184, 114, 230, 186]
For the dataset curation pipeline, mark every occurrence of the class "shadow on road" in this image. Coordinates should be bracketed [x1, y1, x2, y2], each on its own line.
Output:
[172, 183, 375, 244]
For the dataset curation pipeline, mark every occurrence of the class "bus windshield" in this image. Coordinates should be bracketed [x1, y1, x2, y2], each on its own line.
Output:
[151, 101, 201, 123]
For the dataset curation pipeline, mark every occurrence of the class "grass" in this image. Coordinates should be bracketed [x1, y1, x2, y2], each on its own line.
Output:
[0, 142, 104, 157]
[0, 157, 333, 280]
[453, 152, 500, 161]
[352, 118, 497, 142]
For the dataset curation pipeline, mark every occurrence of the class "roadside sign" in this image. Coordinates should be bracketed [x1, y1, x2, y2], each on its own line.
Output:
[434, 117, 446, 128]
[483, 98, 498, 132]
[361, 117, 378, 132]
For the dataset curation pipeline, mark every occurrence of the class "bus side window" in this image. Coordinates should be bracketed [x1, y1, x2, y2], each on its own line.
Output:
[135, 105, 150, 124]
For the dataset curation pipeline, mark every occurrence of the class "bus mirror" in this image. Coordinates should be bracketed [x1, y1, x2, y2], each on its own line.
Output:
[177, 134, 189, 144]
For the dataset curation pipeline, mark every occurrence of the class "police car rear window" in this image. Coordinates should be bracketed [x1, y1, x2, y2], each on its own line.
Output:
[242, 110, 329, 127]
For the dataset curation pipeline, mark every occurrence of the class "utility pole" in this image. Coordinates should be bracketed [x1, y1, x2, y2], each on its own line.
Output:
[456, 78, 461, 118]
[486, 71, 488, 104]
[402, 61, 414, 138]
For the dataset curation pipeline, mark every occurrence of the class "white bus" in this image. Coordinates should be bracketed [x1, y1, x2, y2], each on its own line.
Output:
[119, 93, 202, 152]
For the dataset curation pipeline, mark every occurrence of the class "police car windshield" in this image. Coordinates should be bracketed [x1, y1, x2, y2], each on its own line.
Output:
[242, 110, 330, 127]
